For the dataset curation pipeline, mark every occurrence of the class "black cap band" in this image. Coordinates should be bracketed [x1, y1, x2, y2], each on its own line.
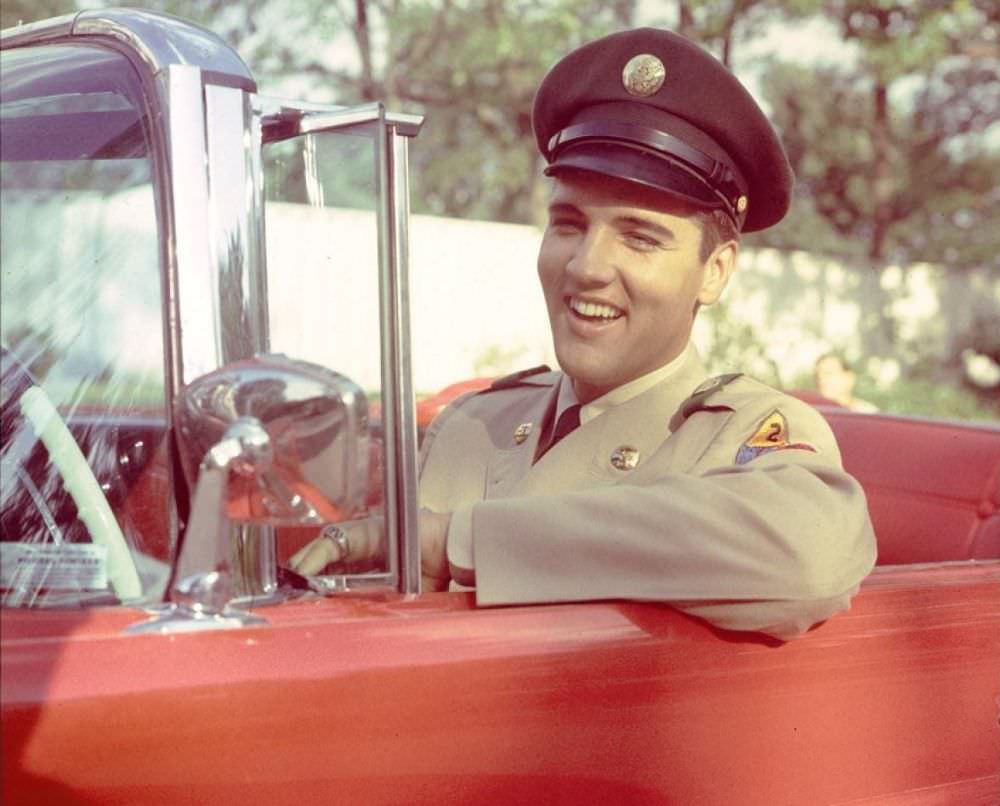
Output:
[546, 120, 747, 227]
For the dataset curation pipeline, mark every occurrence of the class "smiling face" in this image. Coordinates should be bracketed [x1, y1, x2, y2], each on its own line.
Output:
[538, 172, 738, 403]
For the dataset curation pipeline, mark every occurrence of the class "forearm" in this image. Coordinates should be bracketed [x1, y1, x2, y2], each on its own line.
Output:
[463, 458, 875, 634]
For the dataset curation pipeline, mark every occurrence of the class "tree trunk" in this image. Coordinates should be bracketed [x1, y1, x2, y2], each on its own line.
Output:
[869, 79, 892, 261]
[677, 1, 695, 39]
[611, 0, 637, 27]
[354, 0, 375, 101]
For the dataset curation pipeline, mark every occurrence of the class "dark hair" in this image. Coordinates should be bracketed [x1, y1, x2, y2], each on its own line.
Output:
[816, 352, 852, 372]
[693, 208, 740, 263]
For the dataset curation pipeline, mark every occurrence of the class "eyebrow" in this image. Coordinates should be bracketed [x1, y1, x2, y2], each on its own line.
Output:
[547, 202, 679, 243]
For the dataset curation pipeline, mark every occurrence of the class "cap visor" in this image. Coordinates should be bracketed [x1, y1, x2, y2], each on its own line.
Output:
[544, 143, 725, 211]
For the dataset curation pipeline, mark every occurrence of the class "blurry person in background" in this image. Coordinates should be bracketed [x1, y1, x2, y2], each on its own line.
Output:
[815, 353, 879, 413]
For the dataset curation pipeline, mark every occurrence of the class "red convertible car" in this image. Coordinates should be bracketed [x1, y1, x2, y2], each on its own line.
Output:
[1, 9, 998, 805]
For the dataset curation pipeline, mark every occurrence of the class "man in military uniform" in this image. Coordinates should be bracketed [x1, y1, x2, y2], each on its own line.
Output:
[292, 28, 877, 640]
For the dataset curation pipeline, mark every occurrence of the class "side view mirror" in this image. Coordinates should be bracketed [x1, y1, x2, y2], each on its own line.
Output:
[175, 354, 369, 526]
[130, 354, 368, 632]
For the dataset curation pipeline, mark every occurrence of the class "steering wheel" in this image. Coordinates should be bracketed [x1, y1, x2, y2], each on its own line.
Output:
[1, 348, 142, 601]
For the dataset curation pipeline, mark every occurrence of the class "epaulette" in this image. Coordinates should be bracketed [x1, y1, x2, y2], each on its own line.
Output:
[486, 365, 553, 391]
[680, 373, 742, 419]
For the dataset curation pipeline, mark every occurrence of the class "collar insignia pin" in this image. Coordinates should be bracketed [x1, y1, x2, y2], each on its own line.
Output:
[692, 376, 722, 396]
[622, 54, 666, 97]
[513, 423, 533, 445]
[610, 446, 640, 471]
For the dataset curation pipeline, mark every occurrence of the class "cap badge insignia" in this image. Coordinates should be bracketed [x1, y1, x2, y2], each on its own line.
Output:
[736, 195, 748, 214]
[735, 410, 817, 465]
[610, 446, 640, 471]
[513, 423, 533, 445]
[622, 54, 666, 97]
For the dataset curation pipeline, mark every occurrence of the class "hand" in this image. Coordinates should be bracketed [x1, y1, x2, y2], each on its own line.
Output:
[289, 510, 466, 594]
[288, 525, 348, 575]
[418, 508, 452, 592]
[288, 517, 381, 575]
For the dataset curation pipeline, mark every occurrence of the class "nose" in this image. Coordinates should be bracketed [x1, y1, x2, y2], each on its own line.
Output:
[566, 228, 616, 286]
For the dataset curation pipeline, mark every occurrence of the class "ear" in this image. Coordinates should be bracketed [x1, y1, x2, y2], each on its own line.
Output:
[697, 240, 738, 306]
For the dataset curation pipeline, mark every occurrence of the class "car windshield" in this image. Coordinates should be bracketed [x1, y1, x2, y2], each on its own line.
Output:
[0, 43, 170, 607]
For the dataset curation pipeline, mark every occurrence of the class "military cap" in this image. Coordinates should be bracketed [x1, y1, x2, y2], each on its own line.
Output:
[532, 28, 793, 232]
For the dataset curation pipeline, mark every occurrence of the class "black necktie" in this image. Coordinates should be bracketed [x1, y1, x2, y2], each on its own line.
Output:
[536, 404, 581, 461]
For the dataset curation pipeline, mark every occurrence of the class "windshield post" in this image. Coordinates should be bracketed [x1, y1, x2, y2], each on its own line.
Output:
[375, 112, 421, 594]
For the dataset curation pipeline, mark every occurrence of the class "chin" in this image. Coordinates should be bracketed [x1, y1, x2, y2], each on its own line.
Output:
[555, 356, 621, 397]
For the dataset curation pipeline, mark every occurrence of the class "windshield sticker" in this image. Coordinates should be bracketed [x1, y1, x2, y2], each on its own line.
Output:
[1, 543, 109, 590]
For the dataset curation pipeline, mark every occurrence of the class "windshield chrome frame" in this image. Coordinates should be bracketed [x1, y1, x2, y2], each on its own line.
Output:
[2, 9, 424, 600]
[256, 98, 424, 595]
[377, 120, 421, 595]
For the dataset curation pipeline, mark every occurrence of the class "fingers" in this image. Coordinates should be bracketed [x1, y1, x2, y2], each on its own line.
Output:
[288, 517, 384, 575]
[290, 512, 458, 591]
[418, 508, 451, 587]
[288, 536, 336, 575]
[422, 574, 450, 593]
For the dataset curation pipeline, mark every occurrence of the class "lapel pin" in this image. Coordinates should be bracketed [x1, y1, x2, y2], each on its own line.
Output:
[514, 423, 533, 445]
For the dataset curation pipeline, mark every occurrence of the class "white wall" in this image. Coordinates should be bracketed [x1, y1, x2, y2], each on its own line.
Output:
[266, 204, 554, 393]
[267, 204, 999, 395]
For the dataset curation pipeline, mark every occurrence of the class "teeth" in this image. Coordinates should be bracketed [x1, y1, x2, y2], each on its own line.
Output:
[571, 298, 622, 320]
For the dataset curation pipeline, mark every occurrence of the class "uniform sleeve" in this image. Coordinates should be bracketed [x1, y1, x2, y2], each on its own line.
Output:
[465, 400, 877, 640]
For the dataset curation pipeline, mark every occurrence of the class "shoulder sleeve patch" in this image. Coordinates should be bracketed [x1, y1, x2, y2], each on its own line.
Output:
[680, 372, 743, 419]
[486, 365, 553, 391]
[735, 409, 818, 465]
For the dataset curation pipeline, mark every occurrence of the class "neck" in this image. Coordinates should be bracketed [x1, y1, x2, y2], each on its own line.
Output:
[570, 344, 692, 405]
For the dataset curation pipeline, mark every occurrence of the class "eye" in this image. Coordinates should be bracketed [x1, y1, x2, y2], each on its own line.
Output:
[547, 215, 584, 235]
[622, 231, 663, 251]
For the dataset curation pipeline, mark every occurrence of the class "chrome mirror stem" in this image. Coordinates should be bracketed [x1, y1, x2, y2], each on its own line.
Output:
[171, 417, 271, 612]
[129, 418, 271, 633]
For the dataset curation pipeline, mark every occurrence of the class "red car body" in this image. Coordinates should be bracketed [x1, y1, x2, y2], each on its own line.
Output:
[1, 9, 997, 806]
[3, 563, 997, 806]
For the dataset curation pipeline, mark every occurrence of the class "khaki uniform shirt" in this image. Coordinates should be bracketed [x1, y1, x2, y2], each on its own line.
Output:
[418, 348, 877, 640]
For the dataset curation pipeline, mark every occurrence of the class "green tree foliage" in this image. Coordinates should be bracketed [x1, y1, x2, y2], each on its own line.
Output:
[674, 0, 807, 66]
[1, 0, 77, 29]
[352, 0, 644, 222]
[9, 1, 995, 259]
[755, 0, 1000, 270]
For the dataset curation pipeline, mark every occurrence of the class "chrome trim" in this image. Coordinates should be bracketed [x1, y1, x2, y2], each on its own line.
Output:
[128, 417, 268, 634]
[73, 9, 254, 88]
[0, 12, 77, 47]
[375, 111, 421, 594]
[172, 354, 372, 603]
[125, 601, 265, 634]
[298, 102, 382, 135]
[152, 64, 185, 567]
[257, 96, 424, 142]
[252, 98, 424, 595]
[204, 83, 268, 362]
[246, 96, 269, 349]
[310, 570, 396, 594]
[230, 523, 281, 602]
[174, 416, 274, 608]
[167, 64, 218, 383]
[1, 9, 254, 89]
[392, 129, 422, 595]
